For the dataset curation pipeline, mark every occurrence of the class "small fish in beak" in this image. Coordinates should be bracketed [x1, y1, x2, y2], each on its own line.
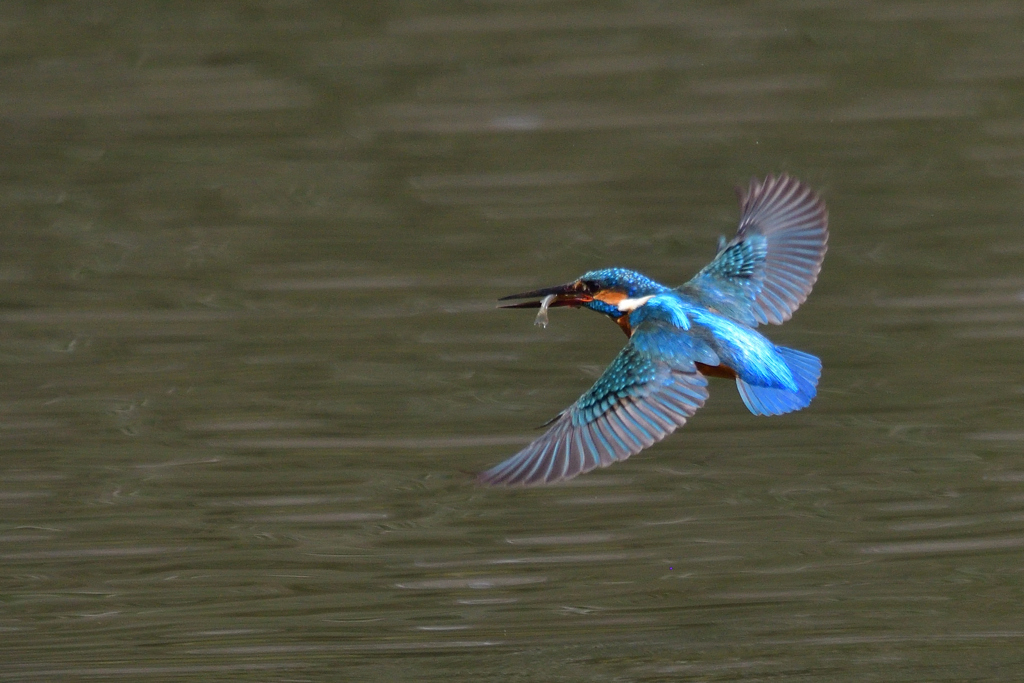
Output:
[534, 294, 557, 328]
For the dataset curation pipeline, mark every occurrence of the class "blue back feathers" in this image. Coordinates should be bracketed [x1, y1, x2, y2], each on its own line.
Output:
[628, 294, 691, 330]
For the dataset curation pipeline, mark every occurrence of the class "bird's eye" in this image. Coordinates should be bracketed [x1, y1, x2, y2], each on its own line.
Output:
[576, 280, 597, 294]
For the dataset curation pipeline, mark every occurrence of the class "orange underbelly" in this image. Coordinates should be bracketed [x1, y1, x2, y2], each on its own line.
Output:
[695, 362, 738, 380]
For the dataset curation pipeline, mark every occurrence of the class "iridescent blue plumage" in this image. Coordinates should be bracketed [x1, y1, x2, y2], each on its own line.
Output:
[480, 174, 828, 486]
[580, 268, 670, 297]
[479, 306, 711, 486]
[679, 175, 828, 326]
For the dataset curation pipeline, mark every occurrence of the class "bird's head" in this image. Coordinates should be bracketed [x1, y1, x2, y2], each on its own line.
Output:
[499, 268, 667, 335]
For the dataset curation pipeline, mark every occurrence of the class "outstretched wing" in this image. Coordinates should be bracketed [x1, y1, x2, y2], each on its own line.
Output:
[478, 325, 713, 486]
[679, 174, 828, 326]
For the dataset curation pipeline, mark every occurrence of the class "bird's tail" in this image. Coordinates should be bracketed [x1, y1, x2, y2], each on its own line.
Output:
[736, 346, 821, 416]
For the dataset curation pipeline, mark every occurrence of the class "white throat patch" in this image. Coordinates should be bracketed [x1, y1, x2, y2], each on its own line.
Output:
[616, 295, 654, 312]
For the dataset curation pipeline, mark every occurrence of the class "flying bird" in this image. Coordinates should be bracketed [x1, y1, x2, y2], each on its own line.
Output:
[479, 174, 828, 486]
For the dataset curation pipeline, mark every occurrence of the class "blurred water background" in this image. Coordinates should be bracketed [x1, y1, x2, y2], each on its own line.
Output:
[3, 2, 1024, 680]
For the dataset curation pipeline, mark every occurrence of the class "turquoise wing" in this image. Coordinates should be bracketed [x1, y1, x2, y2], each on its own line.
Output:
[679, 174, 828, 326]
[478, 325, 713, 486]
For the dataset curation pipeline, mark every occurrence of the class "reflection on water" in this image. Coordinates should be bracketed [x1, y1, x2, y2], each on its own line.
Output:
[2, 1, 1024, 680]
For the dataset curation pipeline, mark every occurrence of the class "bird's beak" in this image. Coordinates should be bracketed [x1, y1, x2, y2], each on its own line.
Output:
[498, 281, 593, 309]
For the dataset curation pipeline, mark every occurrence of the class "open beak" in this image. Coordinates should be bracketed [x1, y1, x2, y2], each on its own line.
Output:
[498, 281, 593, 309]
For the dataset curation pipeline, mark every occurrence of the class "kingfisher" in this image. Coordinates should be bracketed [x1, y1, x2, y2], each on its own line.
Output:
[478, 174, 828, 486]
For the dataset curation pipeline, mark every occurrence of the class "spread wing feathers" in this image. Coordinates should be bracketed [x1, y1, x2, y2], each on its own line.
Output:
[679, 174, 828, 327]
[478, 341, 709, 487]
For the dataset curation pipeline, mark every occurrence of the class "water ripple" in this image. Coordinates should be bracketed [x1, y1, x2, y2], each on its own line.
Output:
[395, 576, 546, 590]
[859, 536, 1024, 556]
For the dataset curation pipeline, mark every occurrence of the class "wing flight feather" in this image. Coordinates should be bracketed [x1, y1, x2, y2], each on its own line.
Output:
[679, 175, 828, 326]
[478, 326, 710, 486]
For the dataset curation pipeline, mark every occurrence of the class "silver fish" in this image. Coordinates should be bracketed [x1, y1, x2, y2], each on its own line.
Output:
[534, 294, 557, 328]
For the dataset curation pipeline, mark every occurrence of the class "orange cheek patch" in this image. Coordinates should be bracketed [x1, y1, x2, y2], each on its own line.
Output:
[593, 290, 627, 305]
